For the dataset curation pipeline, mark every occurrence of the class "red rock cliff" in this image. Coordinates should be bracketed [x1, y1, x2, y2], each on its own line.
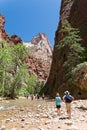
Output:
[44, 0, 87, 98]
[24, 33, 52, 83]
[0, 14, 22, 45]
[0, 14, 52, 84]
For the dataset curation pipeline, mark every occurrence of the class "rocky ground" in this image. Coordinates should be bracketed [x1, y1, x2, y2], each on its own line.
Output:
[0, 97, 87, 130]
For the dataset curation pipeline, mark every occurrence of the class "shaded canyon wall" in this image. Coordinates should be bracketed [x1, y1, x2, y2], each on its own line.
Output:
[44, 0, 87, 98]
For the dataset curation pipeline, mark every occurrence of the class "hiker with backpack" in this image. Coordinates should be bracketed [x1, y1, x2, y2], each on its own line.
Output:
[63, 90, 74, 119]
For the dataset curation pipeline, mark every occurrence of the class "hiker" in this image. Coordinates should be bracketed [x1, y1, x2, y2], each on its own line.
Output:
[55, 93, 62, 115]
[24, 93, 29, 99]
[42, 93, 45, 100]
[63, 90, 74, 118]
[31, 94, 35, 100]
[37, 93, 40, 99]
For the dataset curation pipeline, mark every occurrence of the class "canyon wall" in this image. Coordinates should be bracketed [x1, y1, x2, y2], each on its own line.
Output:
[0, 14, 52, 83]
[44, 0, 87, 98]
[24, 33, 52, 83]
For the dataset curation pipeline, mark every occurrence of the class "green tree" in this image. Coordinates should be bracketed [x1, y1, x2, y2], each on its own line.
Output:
[8, 44, 29, 98]
[0, 41, 30, 98]
[57, 20, 86, 80]
[0, 41, 13, 96]
[25, 74, 37, 94]
[9, 64, 29, 98]
[0, 41, 42, 98]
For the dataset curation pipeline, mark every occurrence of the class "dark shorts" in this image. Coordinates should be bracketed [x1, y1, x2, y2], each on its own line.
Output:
[56, 105, 61, 109]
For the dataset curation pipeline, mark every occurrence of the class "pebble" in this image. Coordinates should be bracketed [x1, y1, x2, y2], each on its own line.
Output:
[44, 120, 51, 125]
[0, 99, 87, 130]
[68, 125, 78, 130]
[65, 120, 73, 126]
[0, 125, 5, 130]
[11, 128, 16, 130]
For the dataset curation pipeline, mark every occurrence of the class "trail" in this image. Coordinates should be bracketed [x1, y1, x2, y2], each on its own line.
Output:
[0, 98, 87, 130]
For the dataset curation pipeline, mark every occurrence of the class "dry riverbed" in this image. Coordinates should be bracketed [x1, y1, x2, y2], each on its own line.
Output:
[0, 97, 87, 130]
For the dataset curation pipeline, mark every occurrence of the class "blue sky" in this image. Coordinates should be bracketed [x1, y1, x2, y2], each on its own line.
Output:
[0, 0, 61, 47]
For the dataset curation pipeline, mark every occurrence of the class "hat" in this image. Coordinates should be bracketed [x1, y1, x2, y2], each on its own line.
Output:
[64, 90, 70, 95]
[56, 93, 59, 96]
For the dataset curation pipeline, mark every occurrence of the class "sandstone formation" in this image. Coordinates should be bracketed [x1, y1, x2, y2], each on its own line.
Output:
[0, 14, 22, 45]
[24, 33, 52, 83]
[44, 0, 87, 98]
[0, 14, 52, 83]
[11, 35, 22, 45]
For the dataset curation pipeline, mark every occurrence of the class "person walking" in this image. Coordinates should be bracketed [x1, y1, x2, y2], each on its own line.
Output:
[42, 93, 45, 100]
[55, 93, 62, 115]
[63, 90, 74, 119]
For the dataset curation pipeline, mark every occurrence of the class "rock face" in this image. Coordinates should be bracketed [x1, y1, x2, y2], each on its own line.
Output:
[24, 33, 52, 60]
[0, 14, 22, 45]
[24, 33, 52, 83]
[44, 0, 87, 98]
[0, 14, 52, 83]
[11, 35, 22, 45]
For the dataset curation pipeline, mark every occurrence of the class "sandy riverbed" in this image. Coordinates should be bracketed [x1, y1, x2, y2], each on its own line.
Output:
[0, 97, 87, 130]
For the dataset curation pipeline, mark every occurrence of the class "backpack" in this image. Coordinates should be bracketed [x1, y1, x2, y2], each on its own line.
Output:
[65, 95, 72, 103]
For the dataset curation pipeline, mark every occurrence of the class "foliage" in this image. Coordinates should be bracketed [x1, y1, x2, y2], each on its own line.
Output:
[35, 82, 44, 94]
[0, 41, 13, 96]
[0, 41, 31, 98]
[9, 64, 29, 98]
[71, 62, 87, 81]
[65, 0, 73, 3]
[0, 40, 43, 98]
[13, 44, 29, 62]
[19, 76, 44, 95]
[25, 74, 37, 94]
[57, 20, 86, 80]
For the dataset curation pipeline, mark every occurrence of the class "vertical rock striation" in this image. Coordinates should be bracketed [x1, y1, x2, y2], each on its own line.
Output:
[44, 0, 87, 98]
